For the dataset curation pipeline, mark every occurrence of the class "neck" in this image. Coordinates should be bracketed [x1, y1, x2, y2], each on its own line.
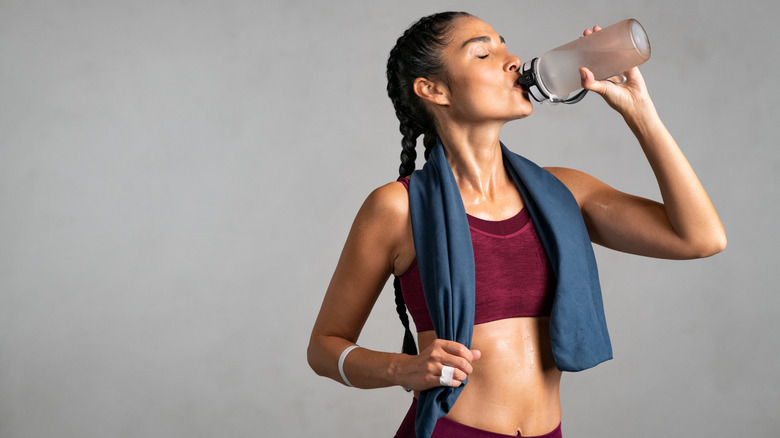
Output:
[436, 122, 509, 198]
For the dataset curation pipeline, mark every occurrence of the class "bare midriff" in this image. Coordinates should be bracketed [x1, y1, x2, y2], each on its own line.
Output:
[416, 317, 561, 437]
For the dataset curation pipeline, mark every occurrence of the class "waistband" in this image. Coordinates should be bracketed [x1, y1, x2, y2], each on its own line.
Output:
[395, 398, 563, 438]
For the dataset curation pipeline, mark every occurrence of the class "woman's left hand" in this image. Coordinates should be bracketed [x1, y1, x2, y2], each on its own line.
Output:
[551, 28, 726, 261]
[578, 26, 654, 119]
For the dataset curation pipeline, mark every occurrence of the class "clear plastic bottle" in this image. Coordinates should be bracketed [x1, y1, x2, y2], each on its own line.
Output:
[520, 19, 651, 103]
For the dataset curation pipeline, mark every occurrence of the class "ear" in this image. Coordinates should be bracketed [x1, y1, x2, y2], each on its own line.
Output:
[413, 77, 450, 106]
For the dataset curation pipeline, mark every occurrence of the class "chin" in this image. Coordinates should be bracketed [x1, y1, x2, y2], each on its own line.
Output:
[515, 102, 534, 119]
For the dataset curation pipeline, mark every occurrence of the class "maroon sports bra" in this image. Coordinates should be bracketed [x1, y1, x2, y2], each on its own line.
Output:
[396, 177, 554, 333]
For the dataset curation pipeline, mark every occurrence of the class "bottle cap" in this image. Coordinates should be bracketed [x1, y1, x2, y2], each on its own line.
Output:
[519, 58, 588, 104]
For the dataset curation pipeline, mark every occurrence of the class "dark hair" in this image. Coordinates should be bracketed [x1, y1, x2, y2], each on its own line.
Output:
[386, 11, 471, 358]
[386, 11, 471, 177]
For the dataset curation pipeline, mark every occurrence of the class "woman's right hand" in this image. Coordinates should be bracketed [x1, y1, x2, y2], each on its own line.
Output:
[394, 339, 481, 392]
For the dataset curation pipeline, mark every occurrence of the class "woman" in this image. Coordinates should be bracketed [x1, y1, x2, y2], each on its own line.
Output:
[307, 11, 725, 438]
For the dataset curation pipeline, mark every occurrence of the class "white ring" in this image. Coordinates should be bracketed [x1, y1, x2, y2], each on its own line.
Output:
[439, 365, 454, 386]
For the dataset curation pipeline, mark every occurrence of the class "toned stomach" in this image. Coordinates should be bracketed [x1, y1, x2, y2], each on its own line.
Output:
[417, 317, 561, 437]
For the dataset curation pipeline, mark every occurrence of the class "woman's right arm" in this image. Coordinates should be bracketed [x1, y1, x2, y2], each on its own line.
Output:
[307, 181, 479, 391]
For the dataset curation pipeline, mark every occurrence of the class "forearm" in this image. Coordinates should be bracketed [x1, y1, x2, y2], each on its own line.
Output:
[307, 333, 409, 389]
[623, 103, 726, 256]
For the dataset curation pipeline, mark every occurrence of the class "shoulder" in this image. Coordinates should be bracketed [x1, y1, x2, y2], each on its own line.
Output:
[358, 179, 410, 223]
[544, 167, 608, 208]
[350, 179, 411, 245]
[352, 180, 413, 274]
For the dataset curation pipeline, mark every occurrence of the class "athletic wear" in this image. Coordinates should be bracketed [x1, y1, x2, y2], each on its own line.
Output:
[394, 399, 563, 438]
[396, 176, 554, 333]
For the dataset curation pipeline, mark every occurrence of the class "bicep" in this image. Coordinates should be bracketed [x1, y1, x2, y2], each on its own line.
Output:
[547, 167, 694, 259]
[582, 186, 684, 258]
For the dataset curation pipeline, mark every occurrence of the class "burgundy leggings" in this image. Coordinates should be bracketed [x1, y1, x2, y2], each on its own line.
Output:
[394, 399, 563, 438]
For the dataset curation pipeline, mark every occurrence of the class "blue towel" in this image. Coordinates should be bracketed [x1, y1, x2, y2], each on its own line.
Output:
[409, 139, 612, 438]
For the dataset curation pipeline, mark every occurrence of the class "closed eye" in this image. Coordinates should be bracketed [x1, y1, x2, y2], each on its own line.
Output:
[463, 35, 505, 60]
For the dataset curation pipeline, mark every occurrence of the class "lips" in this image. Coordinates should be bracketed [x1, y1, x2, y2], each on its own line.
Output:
[513, 75, 527, 90]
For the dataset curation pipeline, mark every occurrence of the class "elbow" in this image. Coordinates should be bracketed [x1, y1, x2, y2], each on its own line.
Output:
[690, 230, 727, 259]
[712, 232, 728, 255]
[307, 338, 323, 377]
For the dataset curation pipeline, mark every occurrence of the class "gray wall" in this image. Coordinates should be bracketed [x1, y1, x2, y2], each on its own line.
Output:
[1, 0, 778, 437]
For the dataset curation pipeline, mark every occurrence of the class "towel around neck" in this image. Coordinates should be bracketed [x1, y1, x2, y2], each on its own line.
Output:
[408, 139, 612, 438]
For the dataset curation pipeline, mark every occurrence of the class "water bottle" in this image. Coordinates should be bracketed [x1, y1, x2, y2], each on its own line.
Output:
[518, 18, 651, 104]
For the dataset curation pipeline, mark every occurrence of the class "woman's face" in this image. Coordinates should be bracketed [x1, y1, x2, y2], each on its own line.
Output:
[434, 16, 533, 125]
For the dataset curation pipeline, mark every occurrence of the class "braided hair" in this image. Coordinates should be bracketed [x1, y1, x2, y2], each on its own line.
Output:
[386, 11, 471, 358]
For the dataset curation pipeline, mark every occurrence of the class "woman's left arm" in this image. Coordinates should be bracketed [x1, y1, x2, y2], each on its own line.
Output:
[548, 30, 726, 259]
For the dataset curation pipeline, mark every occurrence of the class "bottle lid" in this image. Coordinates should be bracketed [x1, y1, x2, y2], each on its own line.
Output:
[519, 58, 588, 104]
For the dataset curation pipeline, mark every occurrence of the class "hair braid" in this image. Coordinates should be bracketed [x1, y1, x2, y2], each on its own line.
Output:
[397, 106, 420, 178]
[423, 131, 437, 161]
[394, 277, 418, 357]
[384, 11, 472, 359]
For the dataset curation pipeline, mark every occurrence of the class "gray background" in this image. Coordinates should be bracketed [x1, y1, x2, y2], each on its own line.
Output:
[1, 0, 778, 437]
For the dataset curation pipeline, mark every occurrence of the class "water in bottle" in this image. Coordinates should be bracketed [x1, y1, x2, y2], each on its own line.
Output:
[519, 19, 651, 103]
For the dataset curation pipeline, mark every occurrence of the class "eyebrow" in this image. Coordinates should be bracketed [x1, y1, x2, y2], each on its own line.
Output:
[461, 35, 505, 49]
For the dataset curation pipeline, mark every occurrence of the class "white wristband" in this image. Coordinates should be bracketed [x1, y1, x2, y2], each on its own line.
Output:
[338, 345, 360, 387]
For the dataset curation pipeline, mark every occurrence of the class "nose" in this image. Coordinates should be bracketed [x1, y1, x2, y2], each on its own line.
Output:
[505, 53, 521, 72]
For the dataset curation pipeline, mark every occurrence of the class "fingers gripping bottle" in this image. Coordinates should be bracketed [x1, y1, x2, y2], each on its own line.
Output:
[518, 18, 651, 104]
